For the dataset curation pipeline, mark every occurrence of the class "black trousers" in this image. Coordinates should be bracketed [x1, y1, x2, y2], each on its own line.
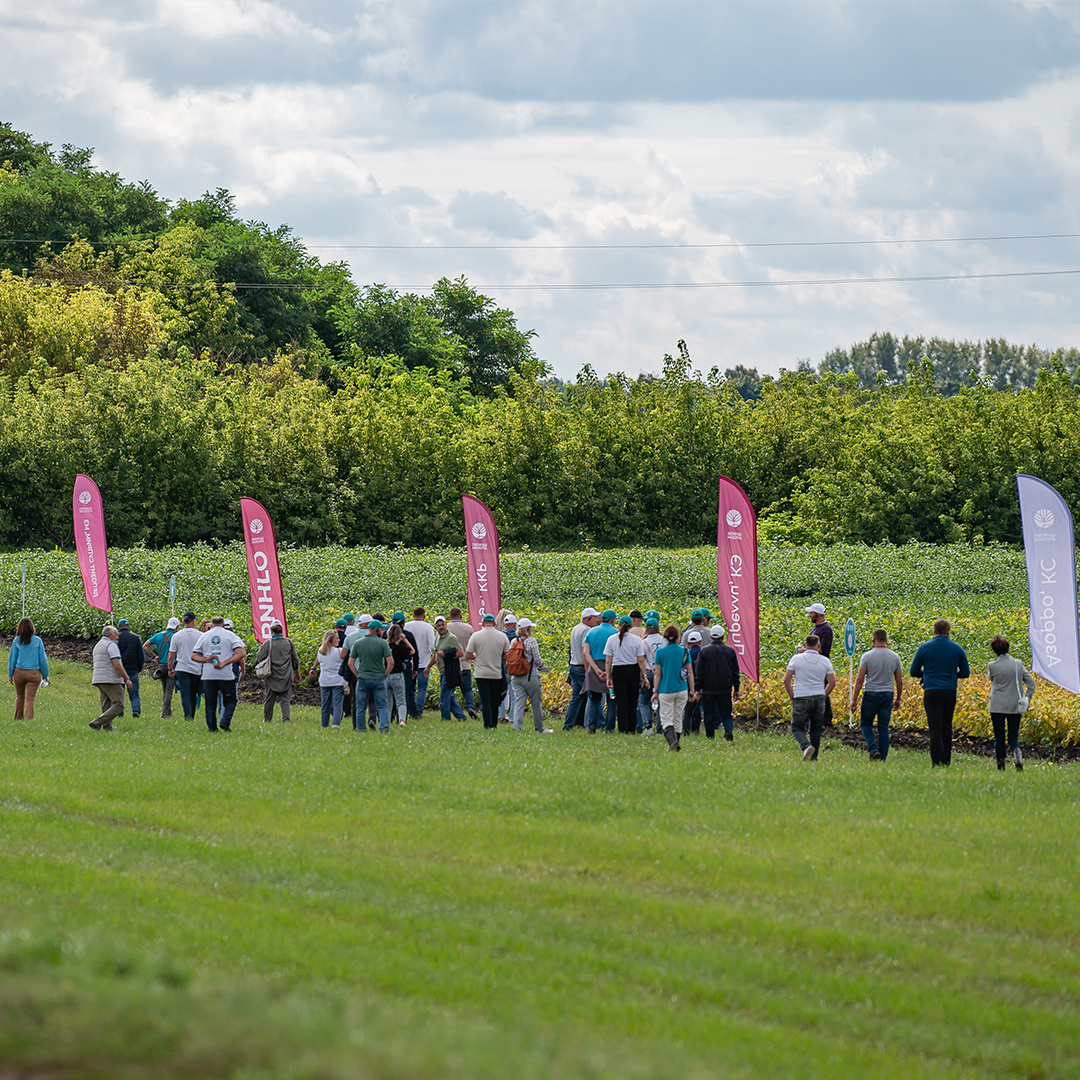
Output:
[923, 688, 957, 765]
[990, 712, 1021, 762]
[701, 688, 733, 738]
[611, 665, 640, 734]
[476, 677, 504, 729]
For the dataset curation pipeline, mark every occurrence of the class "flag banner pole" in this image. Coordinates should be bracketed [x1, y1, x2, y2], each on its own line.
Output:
[462, 494, 501, 630]
[72, 474, 113, 614]
[716, 475, 760, 687]
[1017, 474, 1080, 693]
[240, 498, 287, 643]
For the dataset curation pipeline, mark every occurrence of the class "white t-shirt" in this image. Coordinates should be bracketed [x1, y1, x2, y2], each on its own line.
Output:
[405, 621, 436, 668]
[194, 628, 246, 680]
[642, 632, 666, 670]
[169, 626, 203, 675]
[316, 649, 346, 687]
[786, 650, 835, 698]
[604, 631, 647, 666]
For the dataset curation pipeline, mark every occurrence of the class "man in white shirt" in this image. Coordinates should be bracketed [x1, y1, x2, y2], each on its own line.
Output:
[405, 607, 437, 716]
[465, 612, 511, 729]
[563, 607, 600, 730]
[168, 611, 204, 721]
[192, 616, 247, 732]
[783, 634, 836, 761]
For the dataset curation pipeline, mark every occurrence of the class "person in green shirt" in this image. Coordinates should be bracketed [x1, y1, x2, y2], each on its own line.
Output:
[425, 616, 466, 721]
[349, 620, 393, 732]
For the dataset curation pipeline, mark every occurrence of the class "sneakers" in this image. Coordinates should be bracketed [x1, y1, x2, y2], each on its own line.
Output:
[869, 750, 883, 761]
[1014, 746, 1024, 771]
[541, 728, 554, 734]
[724, 731, 734, 742]
[802, 743, 817, 761]
[997, 759, 1006, 770]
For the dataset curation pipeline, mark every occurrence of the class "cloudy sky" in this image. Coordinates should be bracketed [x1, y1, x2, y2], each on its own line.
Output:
[3, 0, 1080, 378]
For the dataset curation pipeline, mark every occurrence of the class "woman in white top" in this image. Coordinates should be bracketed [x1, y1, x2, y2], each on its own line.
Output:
[310, 629, 347, 728]
[604, 615, 648, 734]
[987, 635, 1035, 771]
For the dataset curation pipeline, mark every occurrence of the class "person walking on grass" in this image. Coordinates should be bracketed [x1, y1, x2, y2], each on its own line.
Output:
[116, 618, 145, 718]
[509, 618, 553, 733]
[638, 616, 666, 733]
[255, 622, 299, 723]
[851, 629, 903, 761]
[651, 624, 696, 751]
[563, 607, 600, 731]
[386, 622, 415, 725]
[784, 634, 836, 761]
[90, 625, 131, 731]
[144, 616, 181, 718]
[987, 636, 1035, 772]
[311, 629, 347, 729]
[465, 612, 511, 729]
[427, 616, 467, 722]
[405, 608, 436, 717]
[696, 625, 741, 741]
[168, 612, 202, 721]
[349, 619, 393, 733]
[447, 608, 479, 718]
[192, 617, 247, 732]
[582, 609, 618, 733]
[804, 603, 835, 725]
[910, 619, 970, 767]
[603, 615, 647, 734]
[9, 617, 48, 720]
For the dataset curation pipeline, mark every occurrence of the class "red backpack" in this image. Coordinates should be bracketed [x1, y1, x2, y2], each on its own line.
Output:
[506, 638, 531, 677]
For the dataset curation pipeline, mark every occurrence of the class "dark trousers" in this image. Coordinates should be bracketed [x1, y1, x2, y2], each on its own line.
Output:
[563, 664, 586, 729]
[203, 679, 237, 731]
[701, 689, 733, 738]
[990, 712, 1021, 763]
[923, 688, 957, 765]
[476, 677, 504, 729]
[611, 665, 640, 734]
[683, 696, 702, 734]
[175, 671, 202, 720]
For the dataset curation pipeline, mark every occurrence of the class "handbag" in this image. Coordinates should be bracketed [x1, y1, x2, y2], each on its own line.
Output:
[1014, 659, 1031, 714]
[255, 643, 274, 679]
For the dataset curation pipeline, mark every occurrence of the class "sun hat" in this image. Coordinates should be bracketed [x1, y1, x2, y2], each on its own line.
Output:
[687, 631, 702, 644]
[581, 606, 600, 619]
[804, 603, 826, 616]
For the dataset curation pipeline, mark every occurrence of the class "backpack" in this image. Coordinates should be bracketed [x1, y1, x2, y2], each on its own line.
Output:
[506, 638, 531, 677]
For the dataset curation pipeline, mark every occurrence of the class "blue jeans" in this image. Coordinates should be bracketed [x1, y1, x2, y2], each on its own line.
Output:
[125, 670, 141, 716]
[460, 670, 476, 712]
[564, 665, 586, 729]
[585, 690, 614, 733]
[414, 670, 431, 716]
[637, 670, 655, 732]
[701, 690, 734, 738]
[320, 685, 344, 727]
[387, 672, 408, 722]
[440, 674, 467, 720]
[175, 671, 202, 719]
[860, 691, 893, 758]
[355, 678, 390, 732]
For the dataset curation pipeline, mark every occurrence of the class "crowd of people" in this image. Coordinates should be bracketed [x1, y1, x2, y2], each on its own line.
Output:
[5, 601, 1038, 770]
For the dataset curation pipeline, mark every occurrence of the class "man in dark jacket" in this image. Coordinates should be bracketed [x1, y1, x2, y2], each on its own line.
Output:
[805, 603, 834, 725]
[696, 625, 741, 741]
[116, 617, 146, 718]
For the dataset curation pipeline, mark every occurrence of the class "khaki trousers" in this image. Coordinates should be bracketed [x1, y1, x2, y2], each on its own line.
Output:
[13, 668, 42, 719]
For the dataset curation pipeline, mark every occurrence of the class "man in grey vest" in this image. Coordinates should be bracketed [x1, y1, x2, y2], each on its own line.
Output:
[90, 625, 131, 731]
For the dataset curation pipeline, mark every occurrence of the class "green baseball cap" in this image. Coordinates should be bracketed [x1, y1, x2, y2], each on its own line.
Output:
[618, 615, 632, 626]
[700, 608, 712, 619]
[645, 617, 660, 629]
[335, 618, 346, 628]
[601, 609, 617, 622]
[367, 619, 384, 630]
[343, 613, 355, 622]
[392, 611, 405, 623]
[645, 609, 660, 620]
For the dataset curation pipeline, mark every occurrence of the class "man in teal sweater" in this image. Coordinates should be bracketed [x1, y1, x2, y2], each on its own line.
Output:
[909, 619, 970, 766]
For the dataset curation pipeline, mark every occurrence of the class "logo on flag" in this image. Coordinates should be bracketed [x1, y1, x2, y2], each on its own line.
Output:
[1034, 509, 1055, 529]
[79, 491, 91, 505]
[726, 509, 742, 528]
[471, 522, 487, 539]
[249, 518, 264, 535]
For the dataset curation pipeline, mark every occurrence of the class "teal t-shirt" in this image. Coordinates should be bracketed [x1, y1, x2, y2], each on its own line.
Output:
[653, 642, 690, 694]
[584, 622, 617, 662]
[148, 629, 175, 664]
[350, 634, 392, 680]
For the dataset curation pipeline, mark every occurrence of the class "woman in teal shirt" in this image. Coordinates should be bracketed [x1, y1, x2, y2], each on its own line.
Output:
[8, 617, 49, 720]
[651, 624, 697, 751]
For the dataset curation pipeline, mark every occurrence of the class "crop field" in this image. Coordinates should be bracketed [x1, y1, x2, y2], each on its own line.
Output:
[2, 653, 1080, 1080]
[1, 540, 1077, 743]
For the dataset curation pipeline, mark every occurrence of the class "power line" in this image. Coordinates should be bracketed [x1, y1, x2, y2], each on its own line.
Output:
[3, 230, 1080, 251]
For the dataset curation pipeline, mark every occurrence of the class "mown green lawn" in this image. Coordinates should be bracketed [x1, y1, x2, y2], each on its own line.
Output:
[2, 657, 1079, 1079]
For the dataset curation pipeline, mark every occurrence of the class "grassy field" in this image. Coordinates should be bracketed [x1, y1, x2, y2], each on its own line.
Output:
[3, 654, 1080, 1079]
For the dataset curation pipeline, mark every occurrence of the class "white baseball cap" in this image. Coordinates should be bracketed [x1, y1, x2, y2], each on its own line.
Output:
[166, 616, 181, 630]
[517, 617, 535, 629]
[581, 607, 600, 619]
[223, 619, 234, 629]
[504, 613, 518, 623]
[804, 603, 826, 616]
[687, 631, 702, 644]
[358, 614, 372, 625]
[709, 625, 725, 639]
